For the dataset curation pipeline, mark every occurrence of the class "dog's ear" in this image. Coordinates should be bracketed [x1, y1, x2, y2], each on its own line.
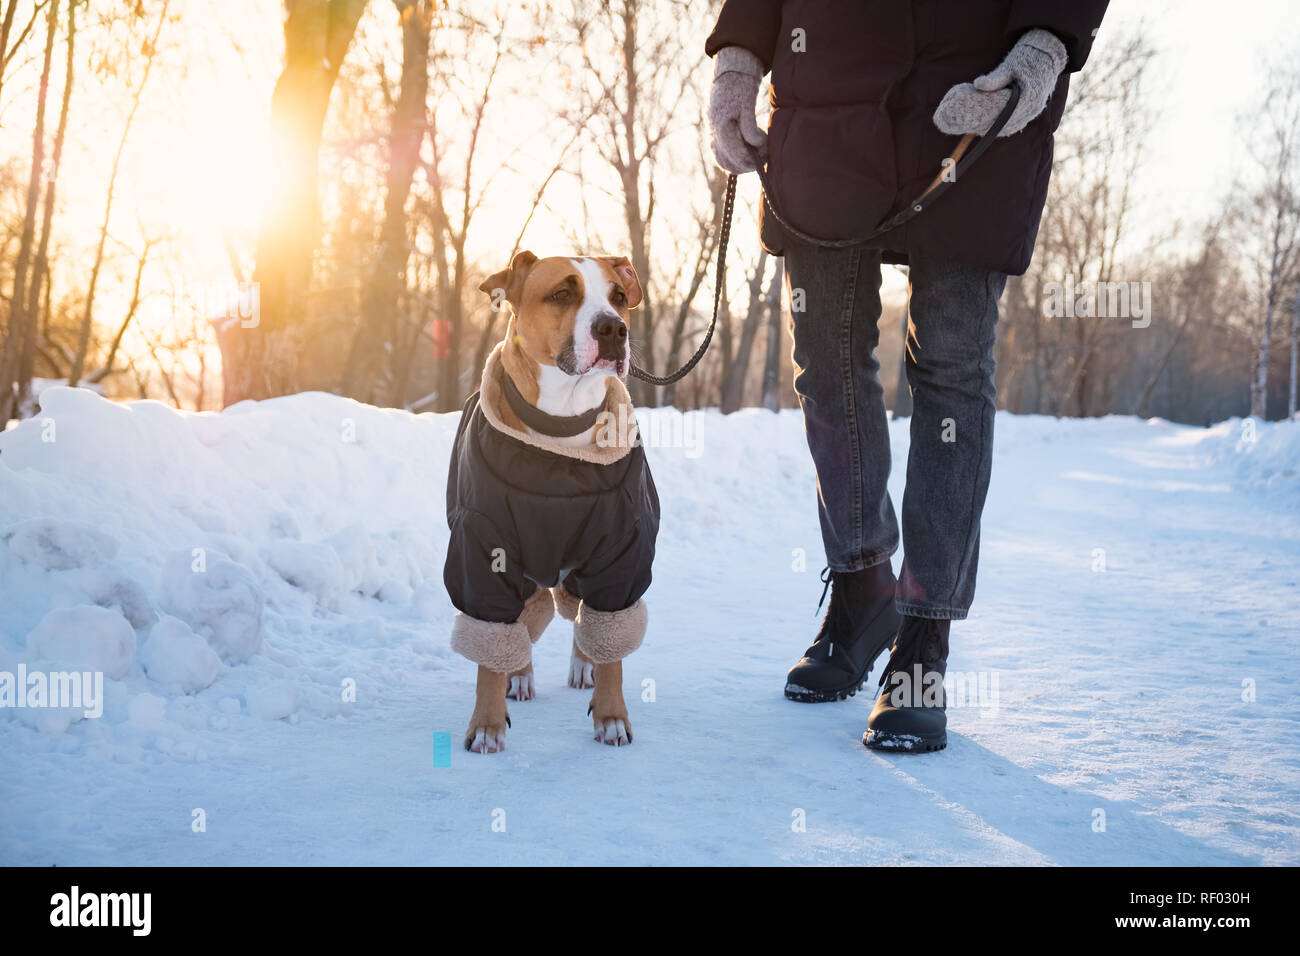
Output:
[478, 250, 538, 311]
[599, 255, 643, 309]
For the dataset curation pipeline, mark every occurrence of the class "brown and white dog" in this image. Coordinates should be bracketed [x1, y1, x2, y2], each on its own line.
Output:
[443, 252, 659, 753]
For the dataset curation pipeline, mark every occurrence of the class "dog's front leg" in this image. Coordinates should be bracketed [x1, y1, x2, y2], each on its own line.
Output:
[589, 661, 631, 746]
[570, 598, 646, 747]
[466, 665, 510, 753]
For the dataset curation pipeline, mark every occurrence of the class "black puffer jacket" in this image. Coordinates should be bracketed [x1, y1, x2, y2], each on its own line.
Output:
[706, 0, 1110, 275]
[443, 386, 660, 626]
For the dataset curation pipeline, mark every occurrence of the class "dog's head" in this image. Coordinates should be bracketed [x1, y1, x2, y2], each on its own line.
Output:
[479, 252, 642, 378]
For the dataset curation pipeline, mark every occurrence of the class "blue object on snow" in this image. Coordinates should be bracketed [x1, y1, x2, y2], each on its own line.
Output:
[433, 732, 452, 768]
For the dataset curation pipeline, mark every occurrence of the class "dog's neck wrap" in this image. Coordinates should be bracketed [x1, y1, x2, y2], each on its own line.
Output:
[476, 342, 639, 466]
[502, 368, 605, 438]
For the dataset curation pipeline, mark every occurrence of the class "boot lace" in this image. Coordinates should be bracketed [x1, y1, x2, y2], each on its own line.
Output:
[877, 617, 944, 691]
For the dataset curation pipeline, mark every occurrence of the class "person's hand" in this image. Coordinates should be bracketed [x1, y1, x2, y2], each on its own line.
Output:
[933, 28, 1068, 138]
[709, 46, 767, 173]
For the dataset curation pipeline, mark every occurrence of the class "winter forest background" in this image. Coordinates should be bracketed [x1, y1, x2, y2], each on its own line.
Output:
[2, 0, 1299, 425]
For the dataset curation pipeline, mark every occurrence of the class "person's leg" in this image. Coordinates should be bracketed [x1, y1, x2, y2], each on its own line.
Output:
[781, 240, 902, 703]
[783, 242, 898, 572]
[864, 255, 1006, 753]
[895, 255, 1007, 619]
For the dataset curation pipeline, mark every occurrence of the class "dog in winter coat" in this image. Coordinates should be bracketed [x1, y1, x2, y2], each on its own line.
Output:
[444, 251, 659, 753]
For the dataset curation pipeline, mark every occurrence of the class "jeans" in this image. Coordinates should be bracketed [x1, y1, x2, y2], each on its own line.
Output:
[783, 242, 1007, 620]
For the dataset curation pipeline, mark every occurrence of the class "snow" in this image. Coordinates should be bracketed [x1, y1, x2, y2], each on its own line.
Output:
[5, 517, 119, 570]
[1, 385, 1297, 865]
[27, 605, 136, 681]
[139, 616, 221, 694]
[158, 550, 264, 663]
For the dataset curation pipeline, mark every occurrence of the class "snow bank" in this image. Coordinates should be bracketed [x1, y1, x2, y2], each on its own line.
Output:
[0, 386, 460, 739]
[1201, 416, 1300, 490]
[3, 389, 1296, 749]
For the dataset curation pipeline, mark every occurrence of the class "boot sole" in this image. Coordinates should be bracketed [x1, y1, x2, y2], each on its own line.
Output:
[783, 609, 901, 704]
[862, 729, 948, 753]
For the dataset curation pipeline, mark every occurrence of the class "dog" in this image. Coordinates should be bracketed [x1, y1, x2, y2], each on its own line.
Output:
[443, 252, 660, 753]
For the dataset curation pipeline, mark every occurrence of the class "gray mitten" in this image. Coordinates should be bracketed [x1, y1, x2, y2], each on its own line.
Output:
[933, 28, 1068, 137]
[709, 46, 767, 173]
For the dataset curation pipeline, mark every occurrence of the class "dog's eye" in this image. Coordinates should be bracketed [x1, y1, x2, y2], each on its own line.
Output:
[547, 289, 571, 305]
[611, 289, 627, 307]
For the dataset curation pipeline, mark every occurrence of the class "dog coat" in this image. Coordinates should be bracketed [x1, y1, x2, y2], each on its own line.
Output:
[443, 344, 659, 671]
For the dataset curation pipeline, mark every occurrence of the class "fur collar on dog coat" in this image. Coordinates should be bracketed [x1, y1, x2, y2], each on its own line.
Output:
[444, 344, 659, 673]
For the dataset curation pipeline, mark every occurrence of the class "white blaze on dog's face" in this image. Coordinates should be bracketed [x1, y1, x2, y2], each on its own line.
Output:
[481, 252, 643, 382]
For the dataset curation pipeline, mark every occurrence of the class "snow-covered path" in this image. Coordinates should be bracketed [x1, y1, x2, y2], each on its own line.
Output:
[1, 389, 1297, 865]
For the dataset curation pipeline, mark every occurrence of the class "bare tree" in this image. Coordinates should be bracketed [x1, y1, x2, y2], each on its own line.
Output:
[1135, 225, 1226, 418]
[1291, 287, 1300, 418]
[87, 230, 167, 385]
[0, 0, 58, 421]
[0, 0, 50, 107]
[222, 0, 368, 406]
[339, 0, 430, 405]
[16, 0, 75, 409]
[993, 27, 1155, 419]
[660, 158, 726, 408]
[1235, 60, 1300, 419]
[719, 250, 770, 413]
[569, 0, 700, 405]
[68, 0, 169, 387]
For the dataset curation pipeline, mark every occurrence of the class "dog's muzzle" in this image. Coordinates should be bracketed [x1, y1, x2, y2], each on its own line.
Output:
[593, 311, 628, 369]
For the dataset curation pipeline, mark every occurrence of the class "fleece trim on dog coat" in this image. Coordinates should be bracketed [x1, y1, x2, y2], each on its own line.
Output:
[444, 345, 659, 668]
[449, 587, 556, 674]
[449, 614, 532, 674]
[574, 598, 647, 664]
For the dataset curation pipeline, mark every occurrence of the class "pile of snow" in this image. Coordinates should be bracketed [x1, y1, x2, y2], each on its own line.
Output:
[1200, 416, 1300, 490]
[0, 386, 461, 739]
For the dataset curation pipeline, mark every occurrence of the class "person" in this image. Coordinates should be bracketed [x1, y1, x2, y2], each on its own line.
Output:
[705, 0, 1109, 752]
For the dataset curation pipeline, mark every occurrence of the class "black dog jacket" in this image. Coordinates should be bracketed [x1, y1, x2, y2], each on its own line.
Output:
[443, 349, 660, 627]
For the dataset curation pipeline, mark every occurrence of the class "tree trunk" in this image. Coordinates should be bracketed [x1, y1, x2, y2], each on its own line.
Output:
[224, 0, 367, 406]
[0, 0, 21, 105]
[17, 0, 74, 411]
[1290, 290, 1299, 419]
[612, 2, 656, 408]
[1254, 291, 1275, 419]
[720, 253, 768, 413]
[0, 0, 57, 422]
[340, 0, 429, 405]
[761, 259, 784, 412]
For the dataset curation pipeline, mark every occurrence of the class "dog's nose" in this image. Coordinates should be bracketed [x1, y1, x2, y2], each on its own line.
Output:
[593, 312, 627, 343]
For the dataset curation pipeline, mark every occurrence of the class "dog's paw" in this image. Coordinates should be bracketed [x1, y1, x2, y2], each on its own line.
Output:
[465, 718, 509, 754]
[592, 714, 632, 746]
[568, 651, 595, 689]
[465, 703, 510, 754]
[507, 668, 535, 701]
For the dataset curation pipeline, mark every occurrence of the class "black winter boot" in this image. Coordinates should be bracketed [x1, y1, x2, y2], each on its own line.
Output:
[784, 564, 902, 703]
[863, 615, 951, 753]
